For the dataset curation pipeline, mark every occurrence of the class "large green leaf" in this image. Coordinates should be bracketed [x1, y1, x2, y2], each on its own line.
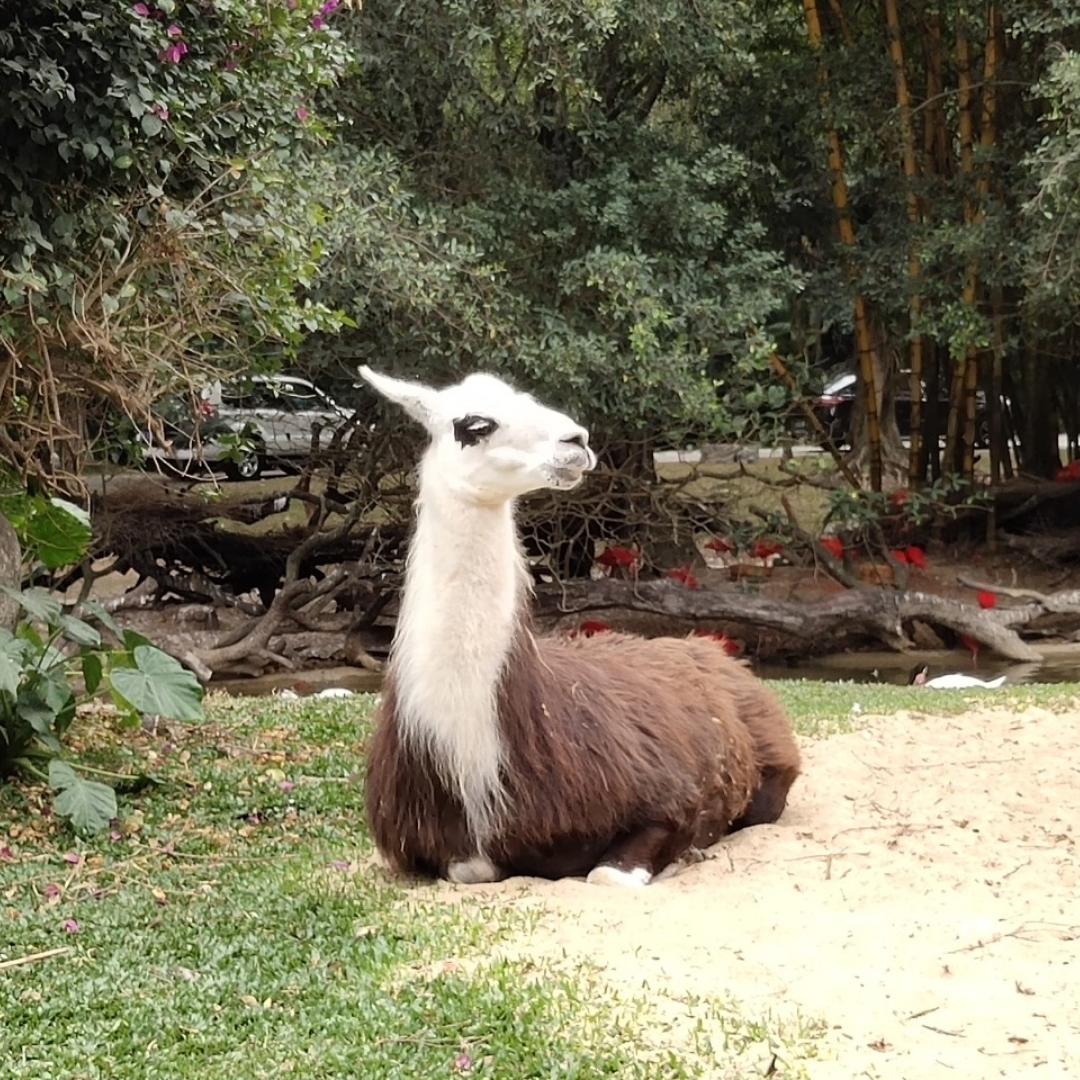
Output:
[110, 646, 204, 722]
[24, 498, 92, 569]
[4, 586, 62, 624]
[81, 652, 103, 695]
[80, 600, 123, 640]
[49, 760, 117, 834]
[59, 614, 101, 648]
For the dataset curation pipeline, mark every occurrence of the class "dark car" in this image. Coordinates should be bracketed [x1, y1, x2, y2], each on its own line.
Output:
[807, 368, 990, 448]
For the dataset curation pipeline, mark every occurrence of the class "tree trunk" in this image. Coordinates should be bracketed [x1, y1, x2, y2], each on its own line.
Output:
[884, 0, 926, 488]
[945, 19, 977, 477]
[803, 0, 883, 491]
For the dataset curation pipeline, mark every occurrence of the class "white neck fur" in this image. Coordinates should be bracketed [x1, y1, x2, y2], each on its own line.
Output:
[389, 454, 527, 844]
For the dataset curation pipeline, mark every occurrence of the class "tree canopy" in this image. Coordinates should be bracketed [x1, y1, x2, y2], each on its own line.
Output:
[2, 0, 1079, 484]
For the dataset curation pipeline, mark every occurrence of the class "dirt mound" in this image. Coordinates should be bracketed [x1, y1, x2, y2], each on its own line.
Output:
[429, 707, 1080, 1077]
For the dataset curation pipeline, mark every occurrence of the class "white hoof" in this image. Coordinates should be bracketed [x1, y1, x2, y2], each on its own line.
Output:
[586, 864, 652, 888]
[446, 856, 502, 884]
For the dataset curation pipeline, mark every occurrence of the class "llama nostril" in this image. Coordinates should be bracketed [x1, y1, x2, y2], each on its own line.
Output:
[561, 433, 587, 449]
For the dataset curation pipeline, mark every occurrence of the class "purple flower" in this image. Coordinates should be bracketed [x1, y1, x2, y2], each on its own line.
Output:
[320, 0, 341, 13]
[166, 22, 182, 37]
[63, 918, 81, 934]
[133, 2, 151, 15]
[64, 852, 81, 866]
[310, 14, 327, 29]
[295, 106, 310, 123]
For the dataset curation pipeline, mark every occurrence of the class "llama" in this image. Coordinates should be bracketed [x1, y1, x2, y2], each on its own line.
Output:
[360, 367, 801, 887]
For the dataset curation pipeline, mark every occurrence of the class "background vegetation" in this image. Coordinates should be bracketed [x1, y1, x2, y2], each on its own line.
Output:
[2, 0, 1079, 489]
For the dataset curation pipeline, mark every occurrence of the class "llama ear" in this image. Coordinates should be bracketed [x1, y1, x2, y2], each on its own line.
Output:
[357, 366, 440, 429]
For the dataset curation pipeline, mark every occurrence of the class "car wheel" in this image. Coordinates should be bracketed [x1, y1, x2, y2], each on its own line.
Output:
[223, 450, 262, 481]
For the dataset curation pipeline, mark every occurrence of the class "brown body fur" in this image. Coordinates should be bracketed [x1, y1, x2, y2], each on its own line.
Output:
[365, 628, 801, 881]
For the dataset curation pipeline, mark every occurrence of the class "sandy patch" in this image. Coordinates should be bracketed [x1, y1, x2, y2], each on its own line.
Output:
[426, 707, 1080, 1078]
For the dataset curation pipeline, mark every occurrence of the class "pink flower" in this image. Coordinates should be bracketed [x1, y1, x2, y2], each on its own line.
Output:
[166, 22, 182, 37]
[310, 14, 327, 29]
[295, 106, 310, 122]
[133, 2, 151, 15]
[287, 0, 298, 8]
[453, 1053, 473, 1073]
[321, 0, 341, 13]
[64, 852, 81, 865]
[280, 780, 295, 793]
[0, 846, 14, 862]
[63, 918, 81, 934]
[43, 883, 62, 900]
[160, 41, 188, 63]
[150, 103, 169, 120]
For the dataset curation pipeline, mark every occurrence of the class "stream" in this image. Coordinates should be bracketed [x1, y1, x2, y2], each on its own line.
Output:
[212, 643, 1080, 698]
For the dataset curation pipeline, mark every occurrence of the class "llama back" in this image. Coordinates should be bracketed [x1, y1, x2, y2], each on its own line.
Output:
[496, 631, 762, 849]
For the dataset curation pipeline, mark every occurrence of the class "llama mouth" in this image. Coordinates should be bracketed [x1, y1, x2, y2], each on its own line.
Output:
[547, 466, 585, 488]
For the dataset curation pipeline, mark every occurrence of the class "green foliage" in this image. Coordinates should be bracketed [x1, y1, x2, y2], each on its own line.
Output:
[0, 486, 204, 832]
[0, 587, 205, 832]
[0, 0, 354, 482]
[0, 492, 92, 569]
[304, 0, 798, 444]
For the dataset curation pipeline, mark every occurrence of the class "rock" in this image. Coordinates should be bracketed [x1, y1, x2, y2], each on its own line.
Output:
[0, 514, 20, 630]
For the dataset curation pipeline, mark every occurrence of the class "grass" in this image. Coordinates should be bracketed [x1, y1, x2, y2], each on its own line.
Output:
[3, 681, 1079, 1079]
[771, 678, 1080, 737]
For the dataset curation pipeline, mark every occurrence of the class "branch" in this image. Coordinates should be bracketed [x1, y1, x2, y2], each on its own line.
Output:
[535, 579, 1047, 661]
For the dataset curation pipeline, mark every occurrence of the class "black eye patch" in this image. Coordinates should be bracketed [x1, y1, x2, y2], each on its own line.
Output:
[453, 414, 498, 447]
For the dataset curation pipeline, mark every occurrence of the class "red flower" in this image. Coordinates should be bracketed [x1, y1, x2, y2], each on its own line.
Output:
[1055, 460, 1080, 483]
[667, 565, 700, 589]
[578, 620, 611, 637]
[704, 536, 732, 553]
[819, 536, 845, 559]
[889, 488, 910, 509]
[890, 549, 910, 565]
[595, 545, 640, 572]
[977, 590, 997, 609]
[751, 539, 783, 560]
[905, 545, 928, 570]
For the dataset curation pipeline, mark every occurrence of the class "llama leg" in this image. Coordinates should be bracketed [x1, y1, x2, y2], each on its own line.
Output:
[446, 854, 504, 884]
[729, 765, 799, 832]
[585, 824, 689, 888]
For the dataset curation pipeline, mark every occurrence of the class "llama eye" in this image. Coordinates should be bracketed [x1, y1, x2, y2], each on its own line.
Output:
[453, 414, 498, 447]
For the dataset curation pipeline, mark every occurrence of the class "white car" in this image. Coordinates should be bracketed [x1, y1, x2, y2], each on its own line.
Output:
[142, 374, 353, 481]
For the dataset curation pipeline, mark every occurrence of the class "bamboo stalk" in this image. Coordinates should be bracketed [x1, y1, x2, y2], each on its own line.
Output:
[884, 0, 926, 487]
[803, 0, 883, 491]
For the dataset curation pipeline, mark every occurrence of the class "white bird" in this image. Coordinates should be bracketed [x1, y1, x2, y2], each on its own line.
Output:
[909, 664, 1007, 690]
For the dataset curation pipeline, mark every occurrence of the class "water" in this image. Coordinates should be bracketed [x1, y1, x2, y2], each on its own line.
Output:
[754, 649, 1080, 686]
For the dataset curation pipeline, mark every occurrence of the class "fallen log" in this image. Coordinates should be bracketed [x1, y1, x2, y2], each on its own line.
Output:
[532, 579, 1077, 662]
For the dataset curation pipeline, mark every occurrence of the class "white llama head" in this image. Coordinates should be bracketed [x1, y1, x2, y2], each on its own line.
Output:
[358, 366, 596, 501]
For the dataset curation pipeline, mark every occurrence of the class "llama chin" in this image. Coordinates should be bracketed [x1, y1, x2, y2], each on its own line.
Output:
[358, 366, 801, 886]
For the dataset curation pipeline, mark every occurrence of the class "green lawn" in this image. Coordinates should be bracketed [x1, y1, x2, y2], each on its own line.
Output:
[2, 682, 1078, 1079]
